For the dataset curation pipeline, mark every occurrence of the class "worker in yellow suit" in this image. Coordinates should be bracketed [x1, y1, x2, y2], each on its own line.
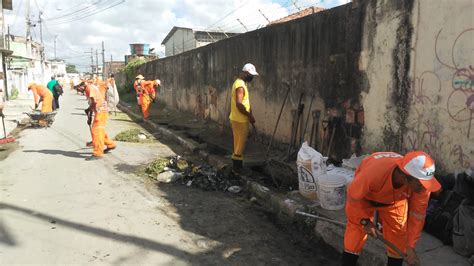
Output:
[139, 79, 160, 121]
[229, 63, 259, 173]
[86, 82, 116, 160]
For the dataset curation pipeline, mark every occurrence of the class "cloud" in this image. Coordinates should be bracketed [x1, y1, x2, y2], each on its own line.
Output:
[5, 0, 348, 72]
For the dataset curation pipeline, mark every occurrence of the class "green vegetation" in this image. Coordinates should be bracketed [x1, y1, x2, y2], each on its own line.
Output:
[145, 158, 169, 176]
[122, 58, 146, 92]
[66, 64, 78, 73]
[114, 128, 154, 143]
[10, 87, 19, 100]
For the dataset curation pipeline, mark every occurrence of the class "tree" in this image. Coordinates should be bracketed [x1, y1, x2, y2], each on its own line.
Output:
[66, 64, 78, 73]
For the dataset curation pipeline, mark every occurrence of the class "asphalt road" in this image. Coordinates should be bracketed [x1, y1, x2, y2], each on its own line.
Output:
[0, 90, 338, 265]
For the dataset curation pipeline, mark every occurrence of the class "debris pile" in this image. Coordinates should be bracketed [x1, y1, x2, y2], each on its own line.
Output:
[115, 128, 154, 143]
[146, 156, 242, 192]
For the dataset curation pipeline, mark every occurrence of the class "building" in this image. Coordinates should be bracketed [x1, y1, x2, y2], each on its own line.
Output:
[0, 0, 13, 104]
[161, 26, 240, 57]
[48, 59, 67, 77]
[103, 61, 125, 76]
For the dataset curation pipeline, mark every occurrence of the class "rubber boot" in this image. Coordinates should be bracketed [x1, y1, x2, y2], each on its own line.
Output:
[387, 256, 403, 266]
[232, 159, 243, 173]
[342, 251, 359, 266]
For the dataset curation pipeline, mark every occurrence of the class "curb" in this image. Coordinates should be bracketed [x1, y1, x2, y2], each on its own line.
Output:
[115, 102, 427, 266]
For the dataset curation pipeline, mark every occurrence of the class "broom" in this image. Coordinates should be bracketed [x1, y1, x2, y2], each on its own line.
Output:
[0, 114, 15, 144]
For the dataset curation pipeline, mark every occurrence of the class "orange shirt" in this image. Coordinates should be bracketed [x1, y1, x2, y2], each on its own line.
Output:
[347, 152, 432, 248]
[88, 84, 107, 113]
[29, 84, 52, 104]
[140, 80, 156, 97]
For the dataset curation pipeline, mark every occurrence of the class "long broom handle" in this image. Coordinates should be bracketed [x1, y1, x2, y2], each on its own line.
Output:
[266, 83, 291, 157]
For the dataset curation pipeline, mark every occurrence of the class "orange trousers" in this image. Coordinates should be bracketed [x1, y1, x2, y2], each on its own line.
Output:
[344, 200, 408, 257]
[92, 112, 116, 157]
[41, 94, 53, 113]
[231, 121, 249, 161]
[140, 94, 152, 120]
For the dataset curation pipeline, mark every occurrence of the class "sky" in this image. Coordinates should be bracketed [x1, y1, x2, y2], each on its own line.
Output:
[4, 0, 349, 72]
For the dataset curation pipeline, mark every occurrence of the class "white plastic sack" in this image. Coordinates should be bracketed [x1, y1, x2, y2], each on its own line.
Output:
[107, 83, 120, 111]
[297, 142, 326, 200]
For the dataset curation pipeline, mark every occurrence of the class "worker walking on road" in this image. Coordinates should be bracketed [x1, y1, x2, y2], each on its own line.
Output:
[342, 151, 441, 266]
[85, 81, 116, 161]
[229, 63, 259, 173]
[134, 74, 145, 107]
[139, 79, 160, 121]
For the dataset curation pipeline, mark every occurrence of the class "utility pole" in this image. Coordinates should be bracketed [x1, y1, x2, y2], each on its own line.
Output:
[101, 41, 105, 79]
[84, 48, 93, 74]
[95, 49, 98, 77]
[25, 0, 31, 41]
[39, 11, 44, 80]
[53, 35, 58, 60]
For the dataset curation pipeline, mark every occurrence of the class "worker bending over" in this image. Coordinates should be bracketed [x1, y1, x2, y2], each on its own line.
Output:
[139, 79, 160, 121]
[28, 83, 53, 113]
[343, 151, 441, 266]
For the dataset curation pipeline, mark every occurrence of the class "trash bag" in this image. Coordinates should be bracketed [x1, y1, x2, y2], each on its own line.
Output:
[424, 190, 464, 245]
[296, 142, 326, 200]
[453, 200, 474, 257]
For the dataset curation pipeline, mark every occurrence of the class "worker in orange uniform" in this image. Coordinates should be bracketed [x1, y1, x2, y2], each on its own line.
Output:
[139, 79, 160, 121]
[342, 151, 441, 266]
[229, 63, 258, 173]
[28, 83, 54, 127]
[134, 74, 144, 107]
[85, 82, 116, 160]
[28, 83, 53, 113]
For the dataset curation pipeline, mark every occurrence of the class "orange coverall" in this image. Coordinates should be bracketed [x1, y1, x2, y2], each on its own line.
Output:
[89, 84, 116, 157]
[139, 80, 157, 120]
[29, 84, 53, 113]
[344, 152, 436, 257]
[134, 80, 142, 106]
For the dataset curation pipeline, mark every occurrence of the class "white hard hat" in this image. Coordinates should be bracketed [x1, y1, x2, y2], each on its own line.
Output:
[242, 63, 259, 76]
[155, 79, 161, 86]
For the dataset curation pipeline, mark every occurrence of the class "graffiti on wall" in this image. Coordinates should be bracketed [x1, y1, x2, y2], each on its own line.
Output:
[404, 28, 473, 170]
[435, 28, 474, 138]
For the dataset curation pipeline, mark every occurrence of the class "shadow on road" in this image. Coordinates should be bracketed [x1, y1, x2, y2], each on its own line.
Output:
[70, 113, 86, 116]
[23, 149, 89, 159]
[0, 202, 198, 263]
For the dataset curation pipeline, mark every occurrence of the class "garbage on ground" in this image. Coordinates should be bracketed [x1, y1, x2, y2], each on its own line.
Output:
[296, 142, 326, 200]
[145, 155, 242, 192]
[228, 186, 242, 193]
[115, 128, 154, 143]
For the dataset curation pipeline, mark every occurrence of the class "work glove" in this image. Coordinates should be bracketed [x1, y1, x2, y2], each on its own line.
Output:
[406, 247, 420, 266]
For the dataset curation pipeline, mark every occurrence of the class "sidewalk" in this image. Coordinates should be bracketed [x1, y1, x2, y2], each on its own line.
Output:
[118, 102, 471, 266]
[1, 97, 33, 137]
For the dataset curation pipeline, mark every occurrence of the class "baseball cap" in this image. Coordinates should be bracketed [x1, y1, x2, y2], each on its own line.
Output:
[242, 63, 259, 76]
[397, 151, 441, 192]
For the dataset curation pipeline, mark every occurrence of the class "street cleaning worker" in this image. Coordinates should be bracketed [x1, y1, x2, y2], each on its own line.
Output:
[46, 76, 60, 110]
[85, 83, 116, 160]
[229, 63, 258, 173]
[28, 83, 53, 113]
[106, 74, 120, 111]
[134, 74, 144, 107]
[139, 79, 160, 120]
[28, 83, 53, 127]
[342, 151, 441, 266]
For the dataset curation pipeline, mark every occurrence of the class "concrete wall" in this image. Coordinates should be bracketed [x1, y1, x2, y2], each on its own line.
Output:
[117, 0, 473, 173]
[361, 0, 473, 172]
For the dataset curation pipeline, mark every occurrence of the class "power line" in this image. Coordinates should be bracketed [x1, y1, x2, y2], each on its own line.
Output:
[44, 0, 104, 22]
[45, 0, 124, 25]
